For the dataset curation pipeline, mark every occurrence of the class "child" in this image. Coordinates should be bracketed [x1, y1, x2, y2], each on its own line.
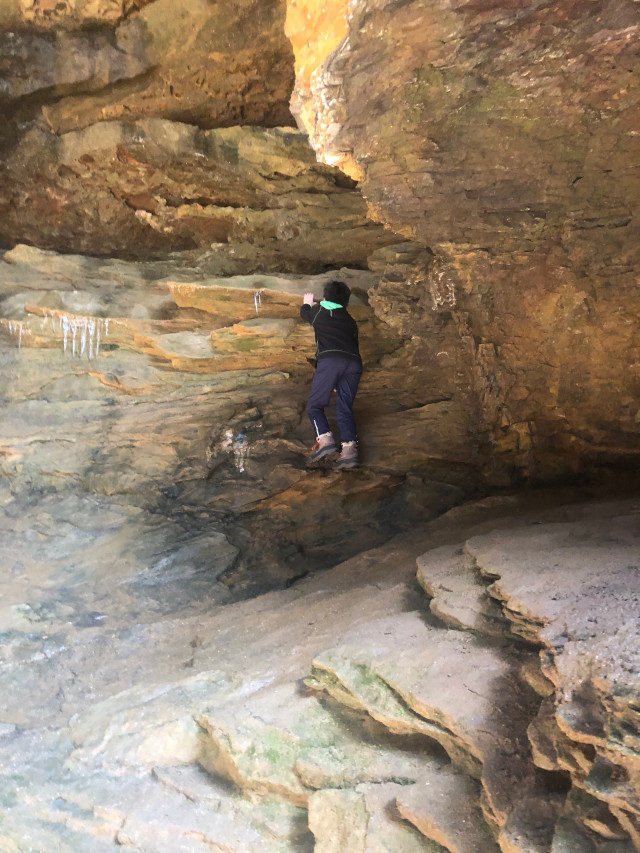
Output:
[300, 279, 362, 469]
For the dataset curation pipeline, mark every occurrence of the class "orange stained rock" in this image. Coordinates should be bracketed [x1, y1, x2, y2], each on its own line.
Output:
[285, 0, 364, 181]
[285, 0, 349, 111]
[85, 371, 155, 396]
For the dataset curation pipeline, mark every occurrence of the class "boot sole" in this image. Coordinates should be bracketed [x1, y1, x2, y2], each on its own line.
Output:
[305, 449, 338, 467]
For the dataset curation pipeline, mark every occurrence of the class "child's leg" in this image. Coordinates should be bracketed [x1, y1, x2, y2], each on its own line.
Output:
[335, 362, 362, 443]
[306, 359, 340, 437]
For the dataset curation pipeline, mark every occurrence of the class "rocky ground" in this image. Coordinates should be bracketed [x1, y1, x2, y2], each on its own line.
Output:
[1, 245, 637, 851]
[0, 484, 637, 852]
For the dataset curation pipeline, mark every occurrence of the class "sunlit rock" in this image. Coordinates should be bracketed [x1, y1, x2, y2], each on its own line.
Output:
[287, 0, 640, 481]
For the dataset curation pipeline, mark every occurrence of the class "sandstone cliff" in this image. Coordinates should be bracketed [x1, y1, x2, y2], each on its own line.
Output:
[1, 0, 638, 481]
[286, 0, 640, 481]
[0, 1, 638, 851]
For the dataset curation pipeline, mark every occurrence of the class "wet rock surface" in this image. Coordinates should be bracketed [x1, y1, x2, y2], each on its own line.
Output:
[0, 245, 478, 617]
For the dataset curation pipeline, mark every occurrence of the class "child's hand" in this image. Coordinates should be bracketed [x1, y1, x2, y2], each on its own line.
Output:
[303, 292, 315, 305]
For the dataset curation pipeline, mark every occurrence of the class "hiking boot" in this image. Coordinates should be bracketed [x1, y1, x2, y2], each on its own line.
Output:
[333, 440, 359, 470]
[306, 432, 337, 466]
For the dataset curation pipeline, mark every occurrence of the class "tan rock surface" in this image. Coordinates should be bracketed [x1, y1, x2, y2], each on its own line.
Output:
[0, 120, 396, 266]
[464, 512, 640, 838]
[0, 0, 293, 126]
[39, 0, 294, 132]
[309, 783, 446, 852]
[416, 544, 510, 637]
[0, 474, 638, 850]
[395, 766, 499, 853]
[287, 0, 640, 481]
[196, 683, 447, 807]
[0, 3, 639, 849]
[306, 612, 541, 831]
[3, 0, 638, 483]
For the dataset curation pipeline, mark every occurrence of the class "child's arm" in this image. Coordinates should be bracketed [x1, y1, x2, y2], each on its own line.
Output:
[300, 292, 317, 323]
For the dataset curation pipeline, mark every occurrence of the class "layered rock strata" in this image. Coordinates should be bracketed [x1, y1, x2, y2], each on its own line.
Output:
[0, 1, 638, 850]
[286, 0, 640, 481]
[2, 0, 638, 483]
[0, 0, 399, 269]
[0, 0, 293, 130]
[0, 243, 478, 621]
[1, 493, 637, 851]
[0, 119, 397, 267]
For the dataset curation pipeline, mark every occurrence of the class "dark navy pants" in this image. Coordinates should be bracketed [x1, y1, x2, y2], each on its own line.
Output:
[307, 356, 362, 443]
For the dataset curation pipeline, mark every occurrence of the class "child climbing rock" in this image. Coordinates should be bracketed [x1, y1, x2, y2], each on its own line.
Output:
[300, 279, 362, 469]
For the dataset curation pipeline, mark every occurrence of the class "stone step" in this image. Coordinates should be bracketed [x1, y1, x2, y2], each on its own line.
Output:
[416, 543, 512, 638]
[196, 682, 447, 807]
[551, 788, 635, 851]
[306, 611, 540, 834]
[464, 511, 640, 832]
[395, 764, 500, 853]
[309, 782, 448, 853]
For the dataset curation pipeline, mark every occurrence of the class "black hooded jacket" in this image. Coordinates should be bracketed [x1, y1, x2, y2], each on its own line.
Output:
[300, 303, 362, 365]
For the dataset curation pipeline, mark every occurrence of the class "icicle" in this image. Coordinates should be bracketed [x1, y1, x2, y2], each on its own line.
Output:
[254, 291, 262, 314]
[51, 314, 111, 359]
[88, 319, 95, 359]
[18, 325, 22, 348]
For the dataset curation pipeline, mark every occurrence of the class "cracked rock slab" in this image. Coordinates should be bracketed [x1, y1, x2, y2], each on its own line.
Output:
[196, 681, 447, 807]
[464, 509, 640, 829]
[416, 544, 511, 638]
[395, 764, 499, 853]
[306, 611, 540, 831]
[309, 782, 447, 853]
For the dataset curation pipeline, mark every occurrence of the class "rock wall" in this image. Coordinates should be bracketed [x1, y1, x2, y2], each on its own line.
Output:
[1, 118, 398, 266]
[0, 0, 389, 266]
[0, 243, 477, 595]
[1, 0, 638, 481]
[1, 0, 293, 129]
[286, 0, 640, 482]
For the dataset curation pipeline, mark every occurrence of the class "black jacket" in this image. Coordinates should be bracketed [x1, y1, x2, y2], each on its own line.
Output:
[300, 303, 362, 364]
